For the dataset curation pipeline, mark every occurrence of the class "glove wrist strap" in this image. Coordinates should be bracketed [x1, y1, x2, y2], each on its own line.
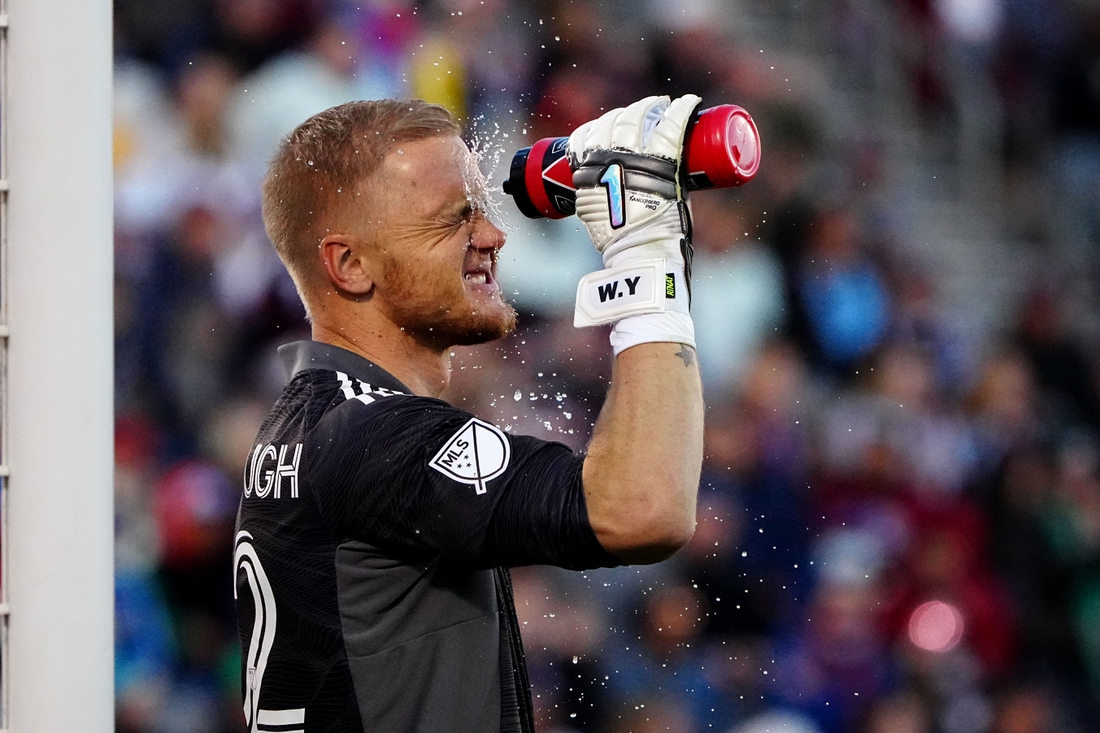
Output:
[573, 255, 690, 327]
[610, 312, 696, 356]
[574, 259, 664, 327]
[573, 255, 695, 356]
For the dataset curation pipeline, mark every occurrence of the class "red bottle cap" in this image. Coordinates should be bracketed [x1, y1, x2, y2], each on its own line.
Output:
[684, 104, 761, 188]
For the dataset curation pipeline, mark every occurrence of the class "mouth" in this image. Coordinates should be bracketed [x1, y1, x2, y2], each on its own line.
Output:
[463, 264, 500, 295]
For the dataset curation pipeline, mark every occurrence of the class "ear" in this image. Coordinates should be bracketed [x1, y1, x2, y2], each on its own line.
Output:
[320, 233, 375, 296]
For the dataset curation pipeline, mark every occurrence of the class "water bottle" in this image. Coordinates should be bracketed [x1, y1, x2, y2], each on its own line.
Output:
[502, 104, 761, 220]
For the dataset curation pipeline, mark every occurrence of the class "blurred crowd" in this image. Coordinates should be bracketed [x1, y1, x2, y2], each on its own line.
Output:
[111, 0, 1100, 731]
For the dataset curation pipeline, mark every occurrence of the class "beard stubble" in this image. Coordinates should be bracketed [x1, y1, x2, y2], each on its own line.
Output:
[379, 250, 517, 348]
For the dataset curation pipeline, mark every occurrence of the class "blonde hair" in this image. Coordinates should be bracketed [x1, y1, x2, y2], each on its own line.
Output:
[261, 99, 461, 306]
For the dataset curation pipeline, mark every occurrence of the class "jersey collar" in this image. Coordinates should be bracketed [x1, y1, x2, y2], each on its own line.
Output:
[278, 340, 411, 394]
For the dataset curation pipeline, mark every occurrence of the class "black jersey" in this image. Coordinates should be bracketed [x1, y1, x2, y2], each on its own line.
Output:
[233, 341, 618, 733]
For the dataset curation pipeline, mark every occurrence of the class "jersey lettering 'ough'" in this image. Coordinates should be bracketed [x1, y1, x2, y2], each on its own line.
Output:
[244, 443, 302, 499]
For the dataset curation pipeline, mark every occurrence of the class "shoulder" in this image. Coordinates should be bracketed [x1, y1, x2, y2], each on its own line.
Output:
[298, 372, 458, 453]
[317, 386, 469, 450]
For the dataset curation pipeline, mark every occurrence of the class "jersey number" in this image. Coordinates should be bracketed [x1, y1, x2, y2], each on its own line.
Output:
[235, 532, 306, 733]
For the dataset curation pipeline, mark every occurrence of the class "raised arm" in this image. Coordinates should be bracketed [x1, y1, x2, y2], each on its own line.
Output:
[583, 342, 703, 563]
[562, 95, 708, 563]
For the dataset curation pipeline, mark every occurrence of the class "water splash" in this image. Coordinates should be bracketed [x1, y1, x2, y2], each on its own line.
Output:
[465, 115, 517, 234]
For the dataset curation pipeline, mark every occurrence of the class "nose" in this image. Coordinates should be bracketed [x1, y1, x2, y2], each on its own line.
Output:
[470, 214, 506, 252]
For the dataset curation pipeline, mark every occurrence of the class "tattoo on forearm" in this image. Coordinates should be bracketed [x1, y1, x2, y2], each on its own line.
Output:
[675, 344, 695, 367]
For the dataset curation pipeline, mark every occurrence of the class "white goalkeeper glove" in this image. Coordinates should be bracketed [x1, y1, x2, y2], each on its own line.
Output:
[568, 94, 702, 355]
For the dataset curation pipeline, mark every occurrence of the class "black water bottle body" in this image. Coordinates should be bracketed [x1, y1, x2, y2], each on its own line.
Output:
[501, 104, 761, 220]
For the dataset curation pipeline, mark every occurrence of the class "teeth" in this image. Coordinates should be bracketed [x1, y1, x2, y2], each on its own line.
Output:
[465, 272, 488, 284]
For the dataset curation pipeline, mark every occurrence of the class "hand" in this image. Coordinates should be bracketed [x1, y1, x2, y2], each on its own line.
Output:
[568, 94, 701, 263]
[567, 95, 702, 346]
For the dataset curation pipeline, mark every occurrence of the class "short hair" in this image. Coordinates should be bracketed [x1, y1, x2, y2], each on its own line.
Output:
[261, 99, 461, 305]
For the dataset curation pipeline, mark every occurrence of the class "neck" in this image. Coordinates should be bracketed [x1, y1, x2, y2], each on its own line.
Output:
[311, 312, 451, 398]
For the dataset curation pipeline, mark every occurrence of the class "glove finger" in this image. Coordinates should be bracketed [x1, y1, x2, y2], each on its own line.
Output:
[647, 93, 702, 159]
[569, 103, 626, 159]
[584, 105, 625, 152]
[610, 95, 669, 152]
[567, 119, 596, 164]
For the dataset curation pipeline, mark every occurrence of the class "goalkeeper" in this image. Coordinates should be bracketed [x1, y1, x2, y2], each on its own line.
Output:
[233, 94, 705, 733]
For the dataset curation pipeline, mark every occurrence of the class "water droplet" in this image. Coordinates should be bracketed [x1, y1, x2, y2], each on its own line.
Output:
[513, 390, 522, 401]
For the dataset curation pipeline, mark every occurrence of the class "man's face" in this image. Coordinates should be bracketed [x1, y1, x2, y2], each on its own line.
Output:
[359, 135, 516, 347]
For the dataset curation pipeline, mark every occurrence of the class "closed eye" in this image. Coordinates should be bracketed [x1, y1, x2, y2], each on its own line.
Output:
[446, 205, 474, 229]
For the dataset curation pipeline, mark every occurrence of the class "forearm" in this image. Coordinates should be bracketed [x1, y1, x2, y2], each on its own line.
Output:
[565, 94, 707, 563]
[582, 341, 704, 563]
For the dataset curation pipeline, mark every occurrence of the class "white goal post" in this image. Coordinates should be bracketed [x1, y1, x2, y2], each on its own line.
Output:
[5, 0, 114, 730]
